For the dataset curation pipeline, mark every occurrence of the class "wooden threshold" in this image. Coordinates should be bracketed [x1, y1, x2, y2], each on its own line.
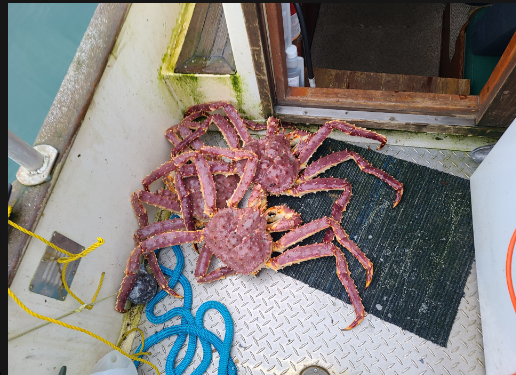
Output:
[275, 105, 505, 138]
[283, 87, 478, 117]
[313, 67, 470, 95]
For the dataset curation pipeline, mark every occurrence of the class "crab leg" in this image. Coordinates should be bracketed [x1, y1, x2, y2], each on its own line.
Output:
[268, 243, 335, 268]
[132, 190, 182, 223]
[197, 267, 237, 283]
[266, 116, 281, 137]
[132, 191, 150, 228]
[180, 110, 208, 129]
[179, 160, 237, 178]
[174, 167, 196, 233]
[286, 129, 313, 156]
[248, 184, 267, 211]
[200, 147, 258, 208]
[242, 118, 267, 131]
[184, 101, 252, 145]
[116, 230, 203, 313]
[334, 249, 367, 329]
[170, 118, 210, 157]
[134, 217, 186, 243]
[193, 153, 217, 216]
[170, 112, 243, 157]
[299, 149, 403, 207]
[265, 205, 303, 233]
[194, 244, 213, 277]
[140, 231, 204, 254]
[287, 178, 352, 199]
[145, 251, 183, 299]
[116, 243, 144, 313]
[142, 151, 198, 190]
[165, 126, 185, 147]
[267, 242, 366, 330]
[274, 217, 373, 287]
[298, 120, 387, 167]
[211, 114, 241, 149]
[165, 112, 206, 150]
[286, 177, 353, 242]
[193, 243, 238, 282]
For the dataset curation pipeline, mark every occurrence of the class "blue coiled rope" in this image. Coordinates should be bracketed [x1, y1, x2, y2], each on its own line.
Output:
[133, 235, 237, 375]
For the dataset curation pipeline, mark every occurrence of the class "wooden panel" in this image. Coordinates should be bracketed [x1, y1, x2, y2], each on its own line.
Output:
[264, 3, 288, 103]
[285, 87, 478, 116]
[175, 4, 236, 74]
[437, 77, 459, 95]
[439, 4, 452, 77]
[7, 4, 130, 287]
[477, 33, 516, 127]
[313, 68, 470, 95]
[242, 3, 274, 117]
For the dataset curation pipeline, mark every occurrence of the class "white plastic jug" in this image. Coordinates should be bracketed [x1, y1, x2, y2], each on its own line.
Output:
[89, 350, 138, 375]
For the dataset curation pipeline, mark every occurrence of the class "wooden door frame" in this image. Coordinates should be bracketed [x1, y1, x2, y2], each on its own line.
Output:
[248, 4, 514, 137]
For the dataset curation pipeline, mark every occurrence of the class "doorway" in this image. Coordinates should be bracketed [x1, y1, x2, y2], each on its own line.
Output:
[254, 3, 515, 136]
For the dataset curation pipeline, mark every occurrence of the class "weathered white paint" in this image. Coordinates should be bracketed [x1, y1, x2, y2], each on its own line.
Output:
[222, 3, 263, 118]
[8, 4, 186, 374]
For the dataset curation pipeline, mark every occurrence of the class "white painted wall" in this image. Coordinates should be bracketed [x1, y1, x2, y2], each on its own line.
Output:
[8, 4, 188, 374]
[470, 119, 516, 375]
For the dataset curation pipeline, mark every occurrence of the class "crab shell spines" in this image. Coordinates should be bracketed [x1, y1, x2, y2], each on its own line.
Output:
[203, 207, 273, 275]
[243, 134, 300, 194]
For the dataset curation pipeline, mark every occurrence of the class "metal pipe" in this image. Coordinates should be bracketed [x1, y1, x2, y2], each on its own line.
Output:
[8, 129, 45, 171]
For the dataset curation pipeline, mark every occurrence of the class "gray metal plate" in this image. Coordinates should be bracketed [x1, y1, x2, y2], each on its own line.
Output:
[133, 134, 485, 375]
[29, 231, 84, 301]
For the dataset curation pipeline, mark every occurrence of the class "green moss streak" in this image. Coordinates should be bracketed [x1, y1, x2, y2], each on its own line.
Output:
[230, 73, 245, 115]
[159, 3, 195, 80]
[167, 74, 205, 112]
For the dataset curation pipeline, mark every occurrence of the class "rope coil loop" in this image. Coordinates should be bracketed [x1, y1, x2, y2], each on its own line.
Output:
[133, 224, 236, 375]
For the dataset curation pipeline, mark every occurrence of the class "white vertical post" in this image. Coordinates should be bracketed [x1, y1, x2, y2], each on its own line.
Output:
[222, 3, 263, 119]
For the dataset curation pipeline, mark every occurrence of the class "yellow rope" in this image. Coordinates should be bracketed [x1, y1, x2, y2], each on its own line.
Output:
[8, 288, 159, 374]
[117, 327, 152, 357]
[7, 206, 160, 375]
[8, 292, 117, 342]
[8, 205, 104, 309]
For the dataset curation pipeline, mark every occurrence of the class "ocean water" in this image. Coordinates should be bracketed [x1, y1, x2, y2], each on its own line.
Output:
[8, 3, 98, 184]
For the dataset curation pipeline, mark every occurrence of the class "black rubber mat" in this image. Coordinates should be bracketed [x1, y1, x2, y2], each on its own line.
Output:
[268, 138, 475, 347]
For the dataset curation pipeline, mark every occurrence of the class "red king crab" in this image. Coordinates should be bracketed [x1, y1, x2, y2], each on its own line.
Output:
[120, 147, 382, 329]
[117, 102, 404, 329]
[141, 102, 403, 244]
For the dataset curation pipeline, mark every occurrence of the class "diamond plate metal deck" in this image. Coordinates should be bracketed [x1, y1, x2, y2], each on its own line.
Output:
[133, 133, 485, 375]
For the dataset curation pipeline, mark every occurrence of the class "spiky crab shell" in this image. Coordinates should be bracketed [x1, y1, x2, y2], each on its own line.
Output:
[243, 134, 300, 194]
[203, 207, 273, 275]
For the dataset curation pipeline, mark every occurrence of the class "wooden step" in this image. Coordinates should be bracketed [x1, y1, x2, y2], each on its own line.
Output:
[311, 67, 470, 95]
